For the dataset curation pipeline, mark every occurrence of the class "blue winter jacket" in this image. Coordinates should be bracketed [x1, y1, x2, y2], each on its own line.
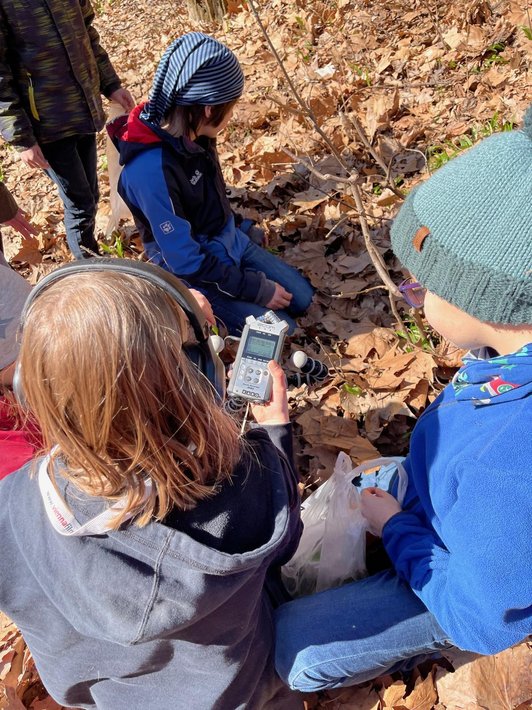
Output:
[0, 425, 303, 709]
[108, 105, 275, 306]
[383, 345, 532, 654]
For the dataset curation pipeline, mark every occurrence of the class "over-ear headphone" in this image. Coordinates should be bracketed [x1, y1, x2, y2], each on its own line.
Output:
[13, 257, 226, 404]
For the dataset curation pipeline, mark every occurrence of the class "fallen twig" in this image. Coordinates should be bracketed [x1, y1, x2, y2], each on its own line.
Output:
[247, 0, 403, 328]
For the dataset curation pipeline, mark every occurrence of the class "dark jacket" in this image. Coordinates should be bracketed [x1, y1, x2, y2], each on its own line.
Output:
[0, 182, 17, 222]
[0, 425, 303, 709]
[109, 105, 275, 305]
[0, 0, 121, 148]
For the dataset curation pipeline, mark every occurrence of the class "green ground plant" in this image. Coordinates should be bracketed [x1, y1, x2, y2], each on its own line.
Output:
[427, 113, 515, 171]
[395, 315, 434, 352]
[100, 232, 127, 258]
[481, 41, 507, 68]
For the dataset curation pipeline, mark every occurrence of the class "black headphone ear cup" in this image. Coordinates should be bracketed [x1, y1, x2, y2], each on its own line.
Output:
[12, 361, 26, 409]
[183, 343, 226, 401]
[183, 344, 203, 373]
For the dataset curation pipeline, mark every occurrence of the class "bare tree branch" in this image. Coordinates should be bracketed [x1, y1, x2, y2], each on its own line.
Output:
[282, 148, 358, 185]
[247, 0, 402, 326]
[340, 113, 405, 199]
[420, 0, 451, 50]
[246, 0, 347, 167]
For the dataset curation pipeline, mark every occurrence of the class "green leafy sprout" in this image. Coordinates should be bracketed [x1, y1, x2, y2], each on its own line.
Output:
[100, 232, 126, 258]
[396, 316, 434, 352]
[427, 113, 515, 171]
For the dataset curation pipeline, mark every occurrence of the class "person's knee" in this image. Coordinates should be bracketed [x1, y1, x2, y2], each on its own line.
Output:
[275, 643, 316, 692]
[275, 608, 334, 693]
[275, 643, 348, 693]
[289, 276, 314, 314]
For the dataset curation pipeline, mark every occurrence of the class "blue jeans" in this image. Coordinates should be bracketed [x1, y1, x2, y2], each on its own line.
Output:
[205, 240, 314, 336]
[42, 134, 100, 259]
[275, 570, 452, 692]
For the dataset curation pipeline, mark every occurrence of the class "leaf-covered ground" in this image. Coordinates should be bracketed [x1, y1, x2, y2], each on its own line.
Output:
[1, 0, 531, 707]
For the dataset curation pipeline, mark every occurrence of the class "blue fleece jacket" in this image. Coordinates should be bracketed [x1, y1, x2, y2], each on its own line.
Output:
[383, 345, 532, 655]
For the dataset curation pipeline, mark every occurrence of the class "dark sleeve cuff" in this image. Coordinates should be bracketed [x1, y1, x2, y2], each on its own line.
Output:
[102, 80, 122, 99]
[13, 137, 38, 150]
[0, 183, 19, 223]
[254, 276, 276, 307]
[250, 422, 294, 466]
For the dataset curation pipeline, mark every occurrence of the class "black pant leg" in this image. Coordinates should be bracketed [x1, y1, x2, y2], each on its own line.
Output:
[41, 134, 100, 258]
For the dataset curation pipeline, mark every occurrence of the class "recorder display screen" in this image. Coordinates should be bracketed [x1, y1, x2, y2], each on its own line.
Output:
[244, 335, 277, 359]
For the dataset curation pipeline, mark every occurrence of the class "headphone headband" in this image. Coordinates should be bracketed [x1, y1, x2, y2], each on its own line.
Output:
[16, 257, 226, 400]
[21, 258, 207, 339]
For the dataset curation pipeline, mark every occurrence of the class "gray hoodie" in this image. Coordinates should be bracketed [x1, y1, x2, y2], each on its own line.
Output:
[0, 426, 303, 709]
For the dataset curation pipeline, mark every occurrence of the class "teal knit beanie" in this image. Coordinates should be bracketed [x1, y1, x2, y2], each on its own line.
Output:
[390, 105, 532, 324]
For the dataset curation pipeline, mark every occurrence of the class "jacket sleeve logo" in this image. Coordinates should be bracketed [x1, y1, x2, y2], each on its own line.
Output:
[160, 221, 175, 234]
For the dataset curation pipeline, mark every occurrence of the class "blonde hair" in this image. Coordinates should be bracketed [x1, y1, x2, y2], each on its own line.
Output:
[19, 272, 241, 527]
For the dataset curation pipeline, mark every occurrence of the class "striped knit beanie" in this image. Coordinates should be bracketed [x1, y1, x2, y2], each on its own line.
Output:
[391, 104, 532, 324]
[140, 33, 244, 125]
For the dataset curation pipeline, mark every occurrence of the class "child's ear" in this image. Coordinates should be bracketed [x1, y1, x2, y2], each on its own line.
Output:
[204, 106, 213, 122]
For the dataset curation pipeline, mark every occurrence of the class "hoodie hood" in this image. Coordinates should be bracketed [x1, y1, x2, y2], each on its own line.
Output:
[107, 102, 162, 167]
[3, 433, 297, 647]
[108, 103, 161, 145]
[0, 426, 301, 709]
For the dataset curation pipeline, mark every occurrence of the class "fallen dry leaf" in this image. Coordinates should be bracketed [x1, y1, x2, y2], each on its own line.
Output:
[435, 645, 532, 710]
[402, 669, 438, 710]
[382, 679, 408, 707]
[0, 686, 26, 710]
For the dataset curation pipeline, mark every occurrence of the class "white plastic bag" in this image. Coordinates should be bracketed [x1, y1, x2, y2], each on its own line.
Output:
[282, 452, 365, 597]
[282, 454, 408, 598]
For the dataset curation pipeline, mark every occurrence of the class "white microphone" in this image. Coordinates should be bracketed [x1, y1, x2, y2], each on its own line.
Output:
[291, 351, 329, 382]
[209, 334, 225, 354]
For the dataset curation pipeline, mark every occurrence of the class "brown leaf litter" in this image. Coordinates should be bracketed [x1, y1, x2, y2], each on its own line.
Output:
[1, 0, 531, 707]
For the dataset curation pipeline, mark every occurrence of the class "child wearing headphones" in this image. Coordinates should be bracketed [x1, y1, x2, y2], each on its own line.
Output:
[275, 106, 532, 690]
[108, 32, 314, 335]
[0, 261, 303, 709]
